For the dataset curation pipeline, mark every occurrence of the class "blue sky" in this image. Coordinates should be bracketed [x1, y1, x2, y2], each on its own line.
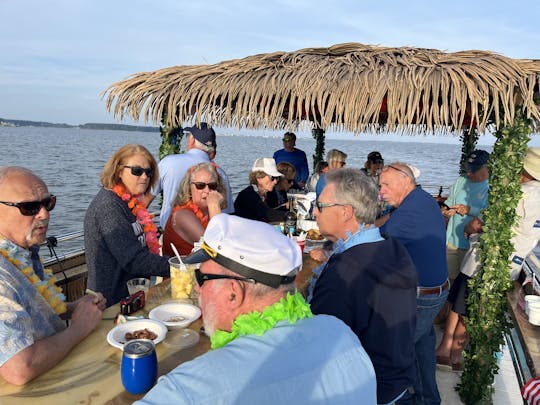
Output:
[1, 0, 540, 143]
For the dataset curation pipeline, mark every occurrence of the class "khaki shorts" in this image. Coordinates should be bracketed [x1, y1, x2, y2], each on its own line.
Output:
[446, 244, 467, 281]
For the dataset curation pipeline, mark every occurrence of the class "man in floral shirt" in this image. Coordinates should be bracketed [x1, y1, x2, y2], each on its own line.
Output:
[0, 166, 105, 385]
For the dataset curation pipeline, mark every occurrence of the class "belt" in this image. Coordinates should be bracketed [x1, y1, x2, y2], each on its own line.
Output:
[417, 279, 450, 295]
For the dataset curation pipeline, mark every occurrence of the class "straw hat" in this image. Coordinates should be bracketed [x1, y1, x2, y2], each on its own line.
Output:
[524, 147, 540, 180]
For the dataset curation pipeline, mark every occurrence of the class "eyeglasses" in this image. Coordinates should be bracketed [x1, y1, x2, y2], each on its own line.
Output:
[124, 165, 154, 177]
[315, 201, 348, 212]
[194, 269, 256, 287]
[0, 195, 56, 216]
[191, 182, 218, 190]
[286, 179, 295, 184]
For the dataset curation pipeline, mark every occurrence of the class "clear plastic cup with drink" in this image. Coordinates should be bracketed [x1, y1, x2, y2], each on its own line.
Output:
[169, 257, 194, 300]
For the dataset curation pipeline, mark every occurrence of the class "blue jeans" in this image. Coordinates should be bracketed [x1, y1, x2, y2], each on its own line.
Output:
[397, 288, 449, 405]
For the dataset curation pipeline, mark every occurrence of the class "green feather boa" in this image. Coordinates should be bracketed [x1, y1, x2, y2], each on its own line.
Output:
[210, 291, 312, 349]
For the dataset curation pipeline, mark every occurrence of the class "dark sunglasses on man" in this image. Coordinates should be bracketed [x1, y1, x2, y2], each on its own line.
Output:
[194, 269, 255, 287]
[0, 195, 57, 216]
[124, 165, 154, 177]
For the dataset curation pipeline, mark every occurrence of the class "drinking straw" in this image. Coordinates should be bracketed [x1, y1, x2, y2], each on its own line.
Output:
[170, 243, 185, 265]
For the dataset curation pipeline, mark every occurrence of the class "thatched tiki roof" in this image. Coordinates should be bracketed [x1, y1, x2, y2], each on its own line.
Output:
[103, 42, 540, 134]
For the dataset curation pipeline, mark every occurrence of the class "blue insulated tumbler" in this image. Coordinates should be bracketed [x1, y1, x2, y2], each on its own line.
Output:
[121, 339, 158, 395]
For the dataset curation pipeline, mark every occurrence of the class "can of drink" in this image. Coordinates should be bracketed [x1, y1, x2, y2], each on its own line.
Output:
[121, 339, 158, 395]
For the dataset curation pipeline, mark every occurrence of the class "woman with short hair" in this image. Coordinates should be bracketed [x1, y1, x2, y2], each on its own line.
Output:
[234, 158, 288, 222]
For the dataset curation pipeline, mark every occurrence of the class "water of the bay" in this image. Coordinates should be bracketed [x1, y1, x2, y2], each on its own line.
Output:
[0, 126, 487, 257]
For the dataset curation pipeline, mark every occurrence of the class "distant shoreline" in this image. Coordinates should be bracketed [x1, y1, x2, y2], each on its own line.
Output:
[0, 118, 158, 132]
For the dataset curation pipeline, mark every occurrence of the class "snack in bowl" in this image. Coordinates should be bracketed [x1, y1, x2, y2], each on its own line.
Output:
[125, 328, 158, 341]
[107, 319, 167, 350]
[307, 228, 324, 241]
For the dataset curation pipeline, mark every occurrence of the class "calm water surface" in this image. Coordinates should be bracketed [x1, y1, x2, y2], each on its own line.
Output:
[1, 126, 480, 255]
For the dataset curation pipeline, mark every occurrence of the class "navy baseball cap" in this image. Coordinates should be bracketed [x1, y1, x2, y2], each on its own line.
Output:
[367, 151, 383, 163]
[465, 150, 490, 173]
[184, 122, 216, 147]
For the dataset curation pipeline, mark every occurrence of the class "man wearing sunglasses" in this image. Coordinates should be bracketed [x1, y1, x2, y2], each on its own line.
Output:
[151, 122, 233, 228]
[138, 214, 377, 404]
[0, 167, 105, 385]
[309, 168, 417, 405]
[273, 132, 309, 189]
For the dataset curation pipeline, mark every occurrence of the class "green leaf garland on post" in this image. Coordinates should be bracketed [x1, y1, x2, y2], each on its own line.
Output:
[457, 106, 532, 403]
[311, 127, 325, 168]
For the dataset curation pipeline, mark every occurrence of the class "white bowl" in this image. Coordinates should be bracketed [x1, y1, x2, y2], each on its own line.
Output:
[149, 303, 201, 330]
[525, 295, 540, 315]
[106, 319, 167, 350]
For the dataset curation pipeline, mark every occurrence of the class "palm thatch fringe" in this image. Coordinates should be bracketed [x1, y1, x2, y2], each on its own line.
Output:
[103, 42, 540, 134]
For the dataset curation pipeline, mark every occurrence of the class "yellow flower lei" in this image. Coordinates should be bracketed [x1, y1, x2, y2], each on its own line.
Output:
[0, 245, 67, 315]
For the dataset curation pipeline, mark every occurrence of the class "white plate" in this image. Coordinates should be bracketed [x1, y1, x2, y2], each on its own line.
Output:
[106, 319, 167, 350]
[149, 303, 201, 330]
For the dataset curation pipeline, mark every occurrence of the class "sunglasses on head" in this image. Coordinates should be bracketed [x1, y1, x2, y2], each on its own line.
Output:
[124, 165, 154, 177]
[194, 269, 255, 287]
[191, 182, 218, 190]
[0, 195, 56, 216]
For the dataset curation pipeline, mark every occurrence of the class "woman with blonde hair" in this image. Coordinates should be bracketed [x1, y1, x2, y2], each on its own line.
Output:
[85, 144, 169, 305]
[315, 149, 347, 197]
[163, 162, 226, 257]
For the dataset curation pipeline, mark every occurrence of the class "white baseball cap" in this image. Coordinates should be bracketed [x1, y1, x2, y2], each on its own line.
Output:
[184, 214, 301, 288]
[251, 158, 282, 177]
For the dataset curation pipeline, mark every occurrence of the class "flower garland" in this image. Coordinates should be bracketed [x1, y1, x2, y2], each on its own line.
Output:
[0, 237, 66, 315]
[112, 184, 160, 254]
[210, 291, 312, 349]
[172, 201, 209, 228]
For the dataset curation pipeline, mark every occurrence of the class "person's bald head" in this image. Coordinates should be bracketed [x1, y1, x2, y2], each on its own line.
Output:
[0, 167, 52, 249]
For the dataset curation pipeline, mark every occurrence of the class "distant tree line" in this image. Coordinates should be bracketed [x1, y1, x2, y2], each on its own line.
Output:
[0, 118, 158, 132]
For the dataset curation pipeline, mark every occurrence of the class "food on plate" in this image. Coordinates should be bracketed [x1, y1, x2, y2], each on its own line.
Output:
[307, 229, 324, 240]
[125, 328, 158, 341]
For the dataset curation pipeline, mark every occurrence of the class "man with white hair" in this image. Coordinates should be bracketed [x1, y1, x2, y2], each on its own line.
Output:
[379, 162, 449, 405]
[137, 214, 377, 404]
[0, 166, 105, 385]
[151, 123, 233, 228]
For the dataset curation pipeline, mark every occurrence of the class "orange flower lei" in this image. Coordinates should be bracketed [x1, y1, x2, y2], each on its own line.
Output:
[0, 238, 66, 315]
[111, 184, 160, 254]
[172, 200, 210, 228]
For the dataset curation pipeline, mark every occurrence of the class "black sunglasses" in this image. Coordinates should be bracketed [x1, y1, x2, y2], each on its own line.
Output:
[194, 269, 255, 287]
[0, 195, 56, 216]
[269, 176, 280, 182]
[315, 200, 348, 212]
[124, 165, 154, 177]
[191, 182, 218, 191]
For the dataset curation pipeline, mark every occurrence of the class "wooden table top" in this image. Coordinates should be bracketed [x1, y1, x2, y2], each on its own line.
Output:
[0, 254, 321, 404]
[507, 281, 540, 377]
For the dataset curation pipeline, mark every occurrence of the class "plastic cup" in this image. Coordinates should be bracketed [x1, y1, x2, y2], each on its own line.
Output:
[169, 257, 194, 299]
[294, 237, 305, 254]
[126, 278, 150, 295]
